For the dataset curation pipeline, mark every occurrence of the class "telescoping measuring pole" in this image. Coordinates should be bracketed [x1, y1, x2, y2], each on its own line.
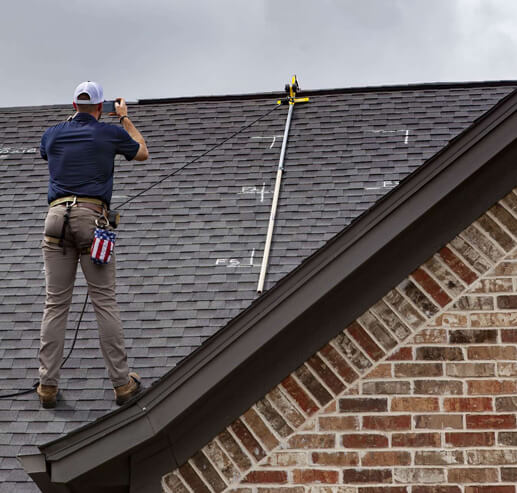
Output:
[257, 76, 309, 293]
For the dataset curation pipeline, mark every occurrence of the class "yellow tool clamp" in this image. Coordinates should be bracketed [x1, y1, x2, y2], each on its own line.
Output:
[277, 75, 310, 105]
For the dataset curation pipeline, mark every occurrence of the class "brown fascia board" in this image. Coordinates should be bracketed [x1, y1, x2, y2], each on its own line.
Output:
[27, 87, 517, 487]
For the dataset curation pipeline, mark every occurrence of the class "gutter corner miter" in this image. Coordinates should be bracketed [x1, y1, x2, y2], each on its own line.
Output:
[18, 453, 71, 493]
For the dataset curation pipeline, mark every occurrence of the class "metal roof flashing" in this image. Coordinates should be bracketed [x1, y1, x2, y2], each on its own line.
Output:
[19, 84, 517, 492]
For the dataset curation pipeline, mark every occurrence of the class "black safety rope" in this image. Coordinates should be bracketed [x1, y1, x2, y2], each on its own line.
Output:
[0, 102, 280, 399]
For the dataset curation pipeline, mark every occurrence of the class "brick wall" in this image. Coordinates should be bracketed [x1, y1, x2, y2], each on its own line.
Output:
[162, 190, 517, 492]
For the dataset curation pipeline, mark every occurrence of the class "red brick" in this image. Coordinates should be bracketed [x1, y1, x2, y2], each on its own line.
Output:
[388, 347, 413, 360]
[342, 468, 392, 483]
[256, 488, 301, 493]
[359, 488, 408, 493]
[255, 398, 293, 439]
[292, 469, 339, 484]
[430, 314, 468, 328]
[318, 343, 359, 383]
[362, 451, 411, 466]
[413, 488, 461, 493]
[358, 312, 398, 350]
[415, 414, 463, 430]
[363, 415, 411, 431]
[466, 414, 516, 429]
[162, 473, 190, 493]
[470, 312, 517, 327]
[499, 431, 517, 445]
[288, 433, 335, 449]
[191, 451, 227, 493]
[443, 397, 493, 412]
[395, 363, 443, 377]
[450, 330, 497, 344]
[445, 432, 495, 447]
[217, 430, 252, 471]
[267, 388, 305, 428]
[231, 419, 266, 462]
[243, 409, 279, 451]
[294, 365, 333, 406]
[414, 328, 448, 343]
[446, 362, 495, 377]
[467, 346, 517, 360]
[281, 375, 319, 416]
[319, 416, 358, 431]
[178, 463, 211, 493]
[399, 279, 439, 317]
[501, 468, 517, 482]
[414, 379, 462, 395]
[450, 236, 492, 274]
[468, 379, 517, 395]
[465, 487, 515, 493]
[340, 398, 387, 413]
[412, 268, 452, 307]
[307, 354, 346, 395]
[496, 396, 517, 412]
[365, 364, 391, 379]
[448, 467, 498, 483]
[502, 329, 517, 342]
[392, 433, 441, 447]
[391, 397, 439, 412]
[477, 213, 515, 251]
[342, 434, 388, 448]
[415, 450, 463, 466]
[311, 451, 359, 466]
[439, 246, 478, 284]
[384, 289, 425, 330]
[348, 321, 385, 361]
[362, 380, 410, 394]
[490, 203, 517, 240]
[371, 299, 412, 340]
[243, 471, 287, 483]
[416, 346, 463, 361]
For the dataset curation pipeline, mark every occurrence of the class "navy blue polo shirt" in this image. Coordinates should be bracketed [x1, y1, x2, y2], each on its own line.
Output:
[40, 113, 140, 206]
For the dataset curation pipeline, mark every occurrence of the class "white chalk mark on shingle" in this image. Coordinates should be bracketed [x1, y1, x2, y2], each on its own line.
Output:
[239, 184, 272, 202]
[364, 180, 400, 191]
[0, 146, 37, 154]
[215, 249, 259, 268]
[251, 135, 284, 149]
[368, 129, 409, 144]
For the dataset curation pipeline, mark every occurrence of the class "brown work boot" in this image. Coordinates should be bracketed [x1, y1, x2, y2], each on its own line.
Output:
[37, 384, 58, 409]
[114, 372, 142, 406]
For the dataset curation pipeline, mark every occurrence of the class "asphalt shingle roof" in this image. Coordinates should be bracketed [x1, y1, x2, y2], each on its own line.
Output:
[0, 81, 516, 491]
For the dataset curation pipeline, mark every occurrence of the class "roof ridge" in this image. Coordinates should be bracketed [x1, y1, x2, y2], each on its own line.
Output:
[137, 80, 517, 105]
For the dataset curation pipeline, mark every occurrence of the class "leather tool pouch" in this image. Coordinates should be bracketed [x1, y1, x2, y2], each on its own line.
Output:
[108, 210, 120, 229]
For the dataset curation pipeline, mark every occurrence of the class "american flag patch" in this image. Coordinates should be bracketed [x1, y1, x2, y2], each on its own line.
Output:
[90, 228, 116, 264]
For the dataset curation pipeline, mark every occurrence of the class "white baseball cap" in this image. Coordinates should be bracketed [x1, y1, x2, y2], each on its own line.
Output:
[73, 81, 104, 104]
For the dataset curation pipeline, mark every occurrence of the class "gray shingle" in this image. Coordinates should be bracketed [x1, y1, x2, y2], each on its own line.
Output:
[0, 82, 515, 490]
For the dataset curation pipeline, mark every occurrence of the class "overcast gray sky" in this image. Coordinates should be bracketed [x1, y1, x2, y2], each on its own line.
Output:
[2, 0, 517, 107]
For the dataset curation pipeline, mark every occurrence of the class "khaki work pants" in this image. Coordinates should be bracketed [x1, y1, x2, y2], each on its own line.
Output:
[39, 205, 130, 388]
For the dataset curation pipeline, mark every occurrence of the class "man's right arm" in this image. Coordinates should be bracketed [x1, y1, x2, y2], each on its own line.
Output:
[115, 99, 149, 161]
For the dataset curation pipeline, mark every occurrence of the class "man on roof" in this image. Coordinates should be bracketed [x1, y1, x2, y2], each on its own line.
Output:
[37, 81, 149, 409]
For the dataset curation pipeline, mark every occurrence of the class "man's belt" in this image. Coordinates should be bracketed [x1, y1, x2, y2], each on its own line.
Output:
[50, 196, 107, 213]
